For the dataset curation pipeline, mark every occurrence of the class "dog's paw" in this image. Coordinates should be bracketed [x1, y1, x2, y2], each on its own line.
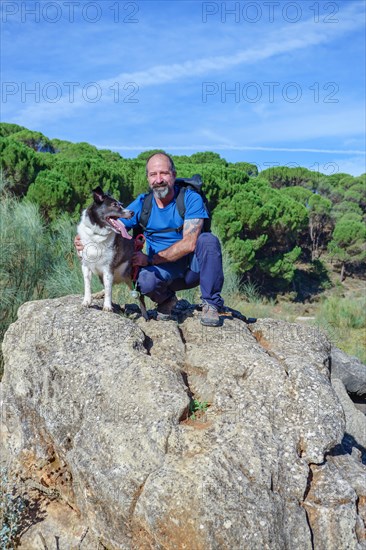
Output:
[82, 300, 92, 308]
[103, 305, 113, 312]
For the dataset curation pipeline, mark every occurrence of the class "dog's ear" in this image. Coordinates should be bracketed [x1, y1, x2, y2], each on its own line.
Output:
[92, 186, 105, 203]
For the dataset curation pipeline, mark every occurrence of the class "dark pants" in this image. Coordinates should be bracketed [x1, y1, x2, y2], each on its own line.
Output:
[137, 233, 224, 309]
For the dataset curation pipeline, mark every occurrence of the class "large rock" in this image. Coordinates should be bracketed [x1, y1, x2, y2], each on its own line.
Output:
[1, 296, 365, 549]
[331, 346, 366, 396]
[331, 378, 366, 450]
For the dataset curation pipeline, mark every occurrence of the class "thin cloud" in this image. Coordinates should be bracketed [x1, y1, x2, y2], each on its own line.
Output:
[11, 0, 365, 125]
[98, 2, 364, 88]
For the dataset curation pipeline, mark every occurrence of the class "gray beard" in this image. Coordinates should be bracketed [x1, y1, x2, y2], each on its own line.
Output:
[153, 185, 170, 199]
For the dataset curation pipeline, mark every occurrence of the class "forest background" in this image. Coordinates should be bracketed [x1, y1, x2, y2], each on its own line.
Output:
[1, 122, 365, 369]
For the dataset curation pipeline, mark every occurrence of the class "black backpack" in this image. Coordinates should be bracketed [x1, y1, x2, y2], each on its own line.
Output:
[135, 174, 211, 236]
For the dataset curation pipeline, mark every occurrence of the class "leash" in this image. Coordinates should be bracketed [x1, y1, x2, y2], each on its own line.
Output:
[131, 234, 145, 298]
[195, 303, 257, 324]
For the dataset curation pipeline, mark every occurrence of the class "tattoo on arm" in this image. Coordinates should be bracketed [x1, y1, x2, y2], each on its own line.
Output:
[183, 218, 204, 237]
[154, 219, 204, 263]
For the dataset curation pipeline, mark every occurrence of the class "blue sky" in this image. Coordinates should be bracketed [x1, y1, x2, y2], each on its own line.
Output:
[1, 0, 365, 176]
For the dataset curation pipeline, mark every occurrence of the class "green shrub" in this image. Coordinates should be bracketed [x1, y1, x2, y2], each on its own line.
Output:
[0, 190, 51, 372]
[317, 296, 366, 330]
[315, 295, 366, 362]
[240, 281, 261, 303]
[44, 215, 87, 297]
[0, 467, 26, 548]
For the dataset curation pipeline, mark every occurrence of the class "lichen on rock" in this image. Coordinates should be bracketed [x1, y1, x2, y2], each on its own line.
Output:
[1, 295, 365, 549]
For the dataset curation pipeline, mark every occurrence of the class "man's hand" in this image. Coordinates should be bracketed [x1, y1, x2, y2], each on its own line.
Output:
[132, 251, 149, 267]
[74, 234, 84, 257]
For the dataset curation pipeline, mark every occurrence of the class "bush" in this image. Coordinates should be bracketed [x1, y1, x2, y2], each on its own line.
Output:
[315, 295, 366, 362]
[0, 137, 47, 196]
[44, 215, 93, 297]
[240, 281, 262, 303]
[316, 296, 366, 330]
[0, 190, 51, 372]
[0, 467, 26, 548]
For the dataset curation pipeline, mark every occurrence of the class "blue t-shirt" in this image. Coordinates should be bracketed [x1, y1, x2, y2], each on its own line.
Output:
[122, 186, 209, 256]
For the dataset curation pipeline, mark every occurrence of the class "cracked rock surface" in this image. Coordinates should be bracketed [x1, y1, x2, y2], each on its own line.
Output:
[1, 295, 365, 549]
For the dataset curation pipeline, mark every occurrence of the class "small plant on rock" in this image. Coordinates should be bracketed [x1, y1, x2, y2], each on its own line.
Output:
[189, 399, 209, 420]
[0, 467, 26, 549]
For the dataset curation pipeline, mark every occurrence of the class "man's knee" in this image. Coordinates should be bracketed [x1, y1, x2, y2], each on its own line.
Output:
[196, 232, 221, 254]
[137, 269, 160, 295]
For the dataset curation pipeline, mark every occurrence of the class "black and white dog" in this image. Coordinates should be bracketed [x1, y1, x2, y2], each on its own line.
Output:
[78, 186, 147, 318]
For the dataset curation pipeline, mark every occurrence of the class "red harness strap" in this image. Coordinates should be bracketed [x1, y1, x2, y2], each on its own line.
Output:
[132, 234, 145, 283]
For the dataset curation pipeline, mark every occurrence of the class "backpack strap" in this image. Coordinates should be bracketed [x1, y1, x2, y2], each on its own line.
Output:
[138, 191, 154, 231]
[175, 187, 186, 220]
[178, 176, 211, 232]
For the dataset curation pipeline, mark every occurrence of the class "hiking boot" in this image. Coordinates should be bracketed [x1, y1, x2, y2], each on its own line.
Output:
[156, 295, 178, 321]
[200, 301, 220, 327]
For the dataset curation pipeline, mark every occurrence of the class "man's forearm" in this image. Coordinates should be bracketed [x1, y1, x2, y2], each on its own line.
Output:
[151, 218, 204, 265]
[152, 239, 195, 264]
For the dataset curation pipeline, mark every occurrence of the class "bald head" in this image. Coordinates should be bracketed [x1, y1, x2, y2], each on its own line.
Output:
[146, 152, 176, 202]
[145, 152, 176, 175]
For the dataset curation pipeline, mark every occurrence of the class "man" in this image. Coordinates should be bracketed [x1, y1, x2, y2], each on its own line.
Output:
[76, 152, 225, 326]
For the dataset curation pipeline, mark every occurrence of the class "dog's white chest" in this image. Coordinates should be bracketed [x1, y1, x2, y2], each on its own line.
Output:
[78, 218, 115, 275]
[83, 240, 113, 269]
